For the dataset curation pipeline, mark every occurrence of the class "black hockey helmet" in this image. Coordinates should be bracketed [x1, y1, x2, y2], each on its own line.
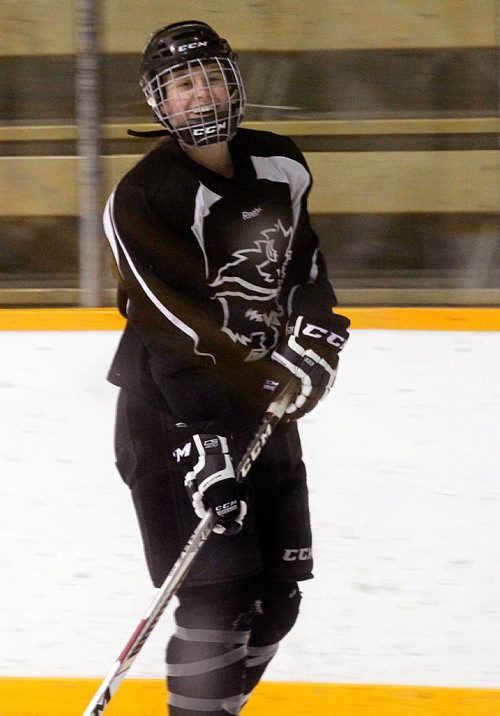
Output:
[140, 20, 246, 147]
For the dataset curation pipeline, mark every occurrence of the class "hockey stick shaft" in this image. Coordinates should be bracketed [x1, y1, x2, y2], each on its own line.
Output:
[82, 381, 296, 715]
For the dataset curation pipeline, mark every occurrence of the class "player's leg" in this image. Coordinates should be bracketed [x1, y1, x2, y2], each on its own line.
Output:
[166, 577, 262, 715]
[242, 421, 313, 700]
[243, 579, 302, 701]
[114, 388, 267, 715]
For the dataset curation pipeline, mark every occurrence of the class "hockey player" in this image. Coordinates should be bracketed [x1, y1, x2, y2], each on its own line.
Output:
[104, 20, 350, 715]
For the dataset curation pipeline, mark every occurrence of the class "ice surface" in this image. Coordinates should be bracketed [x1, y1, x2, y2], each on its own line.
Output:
[0, 329, 499, 687]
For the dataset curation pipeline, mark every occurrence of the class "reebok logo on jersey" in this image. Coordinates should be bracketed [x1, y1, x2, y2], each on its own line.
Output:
[242, 206, 262, 221]
[283, 547, 312, 562]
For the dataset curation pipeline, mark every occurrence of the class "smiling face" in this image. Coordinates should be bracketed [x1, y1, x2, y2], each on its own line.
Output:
[162, 62, 231, 128]
[143, 55, 245, 147]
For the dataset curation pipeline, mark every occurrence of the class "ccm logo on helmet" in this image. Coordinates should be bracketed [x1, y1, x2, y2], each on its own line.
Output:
[178, 41, 208, 52]
[302, 322, 347, 350]
[193, 121, 227, 136]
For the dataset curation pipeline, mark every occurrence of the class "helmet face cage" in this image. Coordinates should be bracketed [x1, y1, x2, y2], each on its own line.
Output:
[143, 55, 245, 147]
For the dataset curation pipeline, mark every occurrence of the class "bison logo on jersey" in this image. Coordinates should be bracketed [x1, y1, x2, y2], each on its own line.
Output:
[209, 219, 293, 361]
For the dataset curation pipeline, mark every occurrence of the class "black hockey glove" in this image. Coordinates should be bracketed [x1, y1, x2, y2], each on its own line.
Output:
[271, 312, 350, 419]
[184, 434, 247, 535]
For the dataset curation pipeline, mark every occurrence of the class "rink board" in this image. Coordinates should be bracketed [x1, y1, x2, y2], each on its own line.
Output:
[0, 306, 500, 331]
[1, 306, 500, 331]
[1, 679, 500, 716]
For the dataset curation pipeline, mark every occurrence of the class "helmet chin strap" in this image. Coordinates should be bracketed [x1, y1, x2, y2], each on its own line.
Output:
[128, 112, 233, 146]
[127, 128, 171, 138]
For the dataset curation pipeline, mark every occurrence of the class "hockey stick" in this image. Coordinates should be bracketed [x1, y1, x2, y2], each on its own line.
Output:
[82, 380, 296, 715]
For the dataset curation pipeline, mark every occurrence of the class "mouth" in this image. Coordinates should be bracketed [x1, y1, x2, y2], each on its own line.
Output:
[189, 105, 216, 118]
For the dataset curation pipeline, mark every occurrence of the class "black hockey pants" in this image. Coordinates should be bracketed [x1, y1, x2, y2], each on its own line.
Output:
[114, 388, 314, 587]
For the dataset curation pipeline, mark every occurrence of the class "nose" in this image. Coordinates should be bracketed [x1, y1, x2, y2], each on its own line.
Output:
[191, 75, 212, 101]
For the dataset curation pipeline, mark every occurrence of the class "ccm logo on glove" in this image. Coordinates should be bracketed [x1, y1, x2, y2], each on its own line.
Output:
[301, 322, 348, 350]
[216, 499, 239, 516]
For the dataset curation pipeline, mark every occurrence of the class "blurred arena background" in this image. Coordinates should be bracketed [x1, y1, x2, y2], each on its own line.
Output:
[0, 1, 499, 714]
[0, 0, 498, 308]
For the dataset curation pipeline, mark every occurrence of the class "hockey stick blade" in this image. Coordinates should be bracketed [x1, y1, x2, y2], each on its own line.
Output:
[82, 380, 295, 715]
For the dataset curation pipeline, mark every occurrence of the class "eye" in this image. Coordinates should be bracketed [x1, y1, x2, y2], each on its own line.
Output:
[207, 72, 225, 85]
[175, 79, 193, 90]
[170, 74, 193, 91]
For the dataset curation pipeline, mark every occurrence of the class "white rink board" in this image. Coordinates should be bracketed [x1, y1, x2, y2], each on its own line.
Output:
[0, 329, 499, 687]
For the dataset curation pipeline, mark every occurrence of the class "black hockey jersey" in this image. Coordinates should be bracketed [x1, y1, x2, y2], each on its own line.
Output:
[104, 128, 337, 428]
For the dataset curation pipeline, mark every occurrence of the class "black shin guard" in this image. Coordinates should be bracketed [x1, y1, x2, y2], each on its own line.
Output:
[243, 581, 301, 700]
[166, 578, 260, 715]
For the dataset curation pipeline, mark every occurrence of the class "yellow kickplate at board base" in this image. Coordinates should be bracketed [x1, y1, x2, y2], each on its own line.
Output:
[1, 307, 500, 331]
[1, 678, 500, 716]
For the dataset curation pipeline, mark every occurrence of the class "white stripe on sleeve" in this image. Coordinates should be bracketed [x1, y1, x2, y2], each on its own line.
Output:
[103, 189, 216, 363]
